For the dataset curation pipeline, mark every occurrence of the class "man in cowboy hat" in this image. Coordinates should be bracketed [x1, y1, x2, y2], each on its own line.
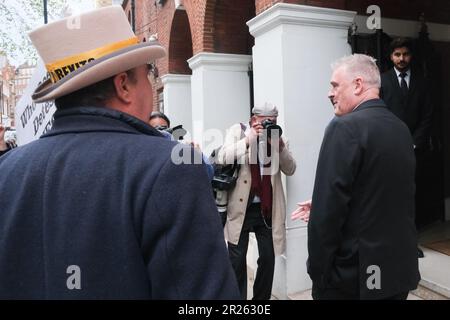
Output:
[0, 6, 239, 299]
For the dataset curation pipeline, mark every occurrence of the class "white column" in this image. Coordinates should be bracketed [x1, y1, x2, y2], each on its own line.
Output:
[161, 74, 192, 135]
[248, 3, 356, 299]
[188, 53, 252, 152]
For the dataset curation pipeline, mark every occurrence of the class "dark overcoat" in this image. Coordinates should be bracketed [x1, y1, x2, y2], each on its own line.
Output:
[308, 99, 420, 299]
[0, 106, 240, 299]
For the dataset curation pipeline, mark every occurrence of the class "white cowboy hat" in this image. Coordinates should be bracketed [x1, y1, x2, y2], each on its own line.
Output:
[29, 5, 166, 103]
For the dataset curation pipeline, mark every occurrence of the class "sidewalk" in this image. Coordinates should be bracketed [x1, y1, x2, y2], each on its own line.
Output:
[288, 290, 423, 300]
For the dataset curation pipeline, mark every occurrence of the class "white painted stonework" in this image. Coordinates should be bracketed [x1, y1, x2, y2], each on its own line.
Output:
[248, 3, 356, 298]
[161, 74, 192, 136]
[188, 53, 252, 154]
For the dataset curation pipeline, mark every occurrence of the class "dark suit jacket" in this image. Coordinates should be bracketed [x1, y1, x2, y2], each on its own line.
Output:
[381, 68, 433, 149]
[307, 99, 420, 299]
[0, 106, 240, 299]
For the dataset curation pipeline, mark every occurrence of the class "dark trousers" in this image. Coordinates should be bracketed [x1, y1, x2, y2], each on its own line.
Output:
[228, 203, 275, 300]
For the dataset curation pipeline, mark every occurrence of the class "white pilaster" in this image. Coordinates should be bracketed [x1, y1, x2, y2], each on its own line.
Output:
[188, 53, 252, 151]
[248, 3, 356, 298]
[161, 74, 192, 135]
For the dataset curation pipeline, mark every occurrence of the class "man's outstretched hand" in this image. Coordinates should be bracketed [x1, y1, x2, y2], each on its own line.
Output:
[291, 200, 312, 223]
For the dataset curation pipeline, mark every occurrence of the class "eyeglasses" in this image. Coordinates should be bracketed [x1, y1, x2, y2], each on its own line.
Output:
[147, 63, 159, 78]
[146, 63, 154, 76]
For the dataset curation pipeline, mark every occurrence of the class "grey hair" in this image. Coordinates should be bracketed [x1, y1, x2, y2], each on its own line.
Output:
[331, 54, 381, 88]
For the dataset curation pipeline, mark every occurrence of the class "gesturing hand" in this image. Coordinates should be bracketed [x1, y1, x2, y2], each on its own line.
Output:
[291, 200, 312, 223]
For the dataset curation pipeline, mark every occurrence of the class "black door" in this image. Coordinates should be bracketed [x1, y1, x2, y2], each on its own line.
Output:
[348, 24, 446, 230]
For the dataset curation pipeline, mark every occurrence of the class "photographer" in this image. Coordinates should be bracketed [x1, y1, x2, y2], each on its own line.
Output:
[149, 111, 173, 140]
[216, 102, 296, 300]
[149, 111, 214, 180]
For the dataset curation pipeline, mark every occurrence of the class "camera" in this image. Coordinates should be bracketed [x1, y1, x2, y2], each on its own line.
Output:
[154, 124, 187, 141]
[210, 161, 239, 226]
[211, 169, 237, 191]
[215, 189, 228, 226]
[261, 119, 283, 138]
[168, 125, 187, 141]
[212, 173, 236, 226]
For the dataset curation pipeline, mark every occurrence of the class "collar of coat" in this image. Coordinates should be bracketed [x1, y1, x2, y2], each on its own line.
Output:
[352, 98, 387, 113]
[41, 106, 164, 139]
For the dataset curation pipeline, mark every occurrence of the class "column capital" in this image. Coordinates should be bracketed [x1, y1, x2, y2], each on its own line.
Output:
[248, 3, 356, 38]
[161, 74, 191, 85]
[188, 53, 252, 72]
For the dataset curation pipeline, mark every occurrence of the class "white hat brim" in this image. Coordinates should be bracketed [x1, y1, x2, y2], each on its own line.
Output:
[32, 41, 166, 103]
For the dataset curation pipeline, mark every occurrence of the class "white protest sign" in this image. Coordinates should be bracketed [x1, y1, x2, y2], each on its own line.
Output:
[15, 59, 56, 146]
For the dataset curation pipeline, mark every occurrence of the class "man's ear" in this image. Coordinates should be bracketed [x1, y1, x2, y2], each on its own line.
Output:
[113, 72, 134, 104]
[354, 77, 364, 95]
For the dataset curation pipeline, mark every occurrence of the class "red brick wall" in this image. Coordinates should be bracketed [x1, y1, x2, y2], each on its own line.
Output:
[123, 0, 258, 109]
[201, 0, 216, 52]
[169, 10, 193, 74]
[123, 0, 178, 109]
[213, 0, 255, 54]
[123, 0, 450, 109]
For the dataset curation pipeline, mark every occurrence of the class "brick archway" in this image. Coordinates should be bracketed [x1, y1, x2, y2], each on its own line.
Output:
[202, 0, 256, 54]
[168, 9, 193, 74]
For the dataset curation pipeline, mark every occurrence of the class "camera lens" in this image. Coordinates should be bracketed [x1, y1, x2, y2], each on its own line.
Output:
[215, 190, 228, 206]
[261, 120, 283, 137]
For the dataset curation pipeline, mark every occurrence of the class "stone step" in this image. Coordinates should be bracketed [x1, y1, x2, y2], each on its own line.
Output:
[287, 289, 312, 300]
[417, 247, 450, 299]
[287, 289, 428, 300]
[412, 280, 450, 300]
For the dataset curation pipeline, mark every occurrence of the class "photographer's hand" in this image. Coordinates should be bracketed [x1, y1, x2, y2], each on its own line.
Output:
[0, 125, 8, 151]
[279, 138, 285, 151]
[246, 120, 264, 147]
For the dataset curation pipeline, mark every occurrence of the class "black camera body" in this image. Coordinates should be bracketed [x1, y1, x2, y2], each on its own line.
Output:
[210, 155, 240, 226]
[211, 164, 238, 191]
[212, 166, 238, 226]
[154, 124, 187, 141]
[261, 119, 283, 137]
[211, 173, 237, 191]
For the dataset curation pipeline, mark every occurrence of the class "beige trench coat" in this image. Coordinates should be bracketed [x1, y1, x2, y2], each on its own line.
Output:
[217, 123, 296, 256]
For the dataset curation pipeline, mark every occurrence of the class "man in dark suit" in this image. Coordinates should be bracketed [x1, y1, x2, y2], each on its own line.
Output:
[298, 54, 420, 300]
[381, 38, 433, 151]
[381, 38, 433, 257]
